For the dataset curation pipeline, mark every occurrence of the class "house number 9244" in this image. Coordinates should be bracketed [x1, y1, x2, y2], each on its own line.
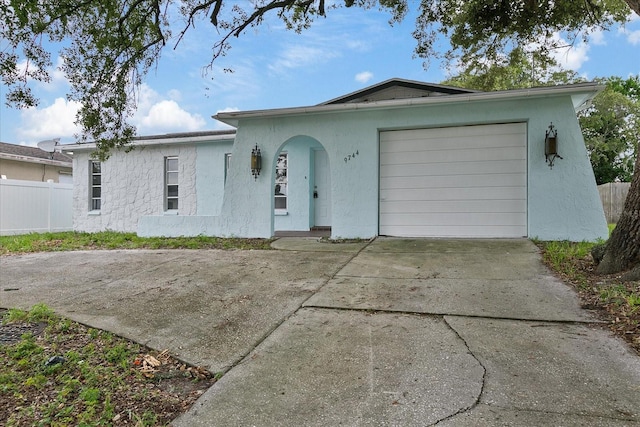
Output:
[344, 150, 359, 163]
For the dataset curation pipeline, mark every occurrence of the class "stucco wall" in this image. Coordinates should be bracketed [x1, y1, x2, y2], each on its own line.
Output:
[0, 158, 72, 183]
[75, 90, 607, 242]
[196, 141, 234, 216]
[73, 145, 197, 233]
[218, 95, 607, 241]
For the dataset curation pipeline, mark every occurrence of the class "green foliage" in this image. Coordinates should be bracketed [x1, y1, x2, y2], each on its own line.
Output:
[79, 387, 101, 404]
[0, 230, 274, 254]
[1, 0, 168, 159]
[627, 294, 640, 310]
[413, 0, 632, 68]
[579, 76, 640, 184]
[4, 304, 55, 324]
[599, 283, 640, 312]
[541, 240, 595, 287]
[1, 0, 637, 158]
[0, 308, 183, 425]
[6, 333, 43, 360]
[442, 47, 583, 91]
[24, 373, 47, 389]
[105, 343, 132, 366]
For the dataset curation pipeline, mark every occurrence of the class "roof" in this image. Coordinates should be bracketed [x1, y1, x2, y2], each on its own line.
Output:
[0, 141, 73, 167]
[61, 129, 237, 152]
[320, 78, 478, 105]
[215, 81, 604, 127]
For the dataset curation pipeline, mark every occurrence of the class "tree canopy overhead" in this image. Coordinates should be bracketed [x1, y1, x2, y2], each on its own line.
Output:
[1, 0, 638, 157]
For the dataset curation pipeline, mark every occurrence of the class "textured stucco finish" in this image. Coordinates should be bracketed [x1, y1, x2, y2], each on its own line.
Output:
[73, 144, 198, 233]
[71, 88, 608, 241]
[219, 95, 607, 240]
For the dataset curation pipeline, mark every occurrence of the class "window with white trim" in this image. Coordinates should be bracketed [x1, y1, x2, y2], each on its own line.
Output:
[274, 153, 287, 210]
[90, 161, 101, 211]
[165, 156, 179, 211]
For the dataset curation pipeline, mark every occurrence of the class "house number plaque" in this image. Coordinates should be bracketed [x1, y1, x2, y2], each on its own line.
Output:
[344, 150, 359, 163]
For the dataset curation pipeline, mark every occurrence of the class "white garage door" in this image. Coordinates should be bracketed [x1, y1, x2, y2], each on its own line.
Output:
[379, 123, 527, 238]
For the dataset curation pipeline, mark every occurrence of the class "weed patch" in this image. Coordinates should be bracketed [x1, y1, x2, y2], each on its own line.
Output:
[1, 305, 217, 426]
[538, 240, 639, 355]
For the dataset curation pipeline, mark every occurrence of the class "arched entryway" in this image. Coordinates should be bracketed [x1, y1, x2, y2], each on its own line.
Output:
[272, 136, 331, 237]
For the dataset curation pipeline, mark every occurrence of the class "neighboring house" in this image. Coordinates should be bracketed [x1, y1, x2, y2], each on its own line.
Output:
[0, 141, 73, 183]
[61, 78, 608, 241]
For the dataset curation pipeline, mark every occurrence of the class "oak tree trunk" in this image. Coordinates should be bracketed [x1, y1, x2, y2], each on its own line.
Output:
[597, 152, 640, 275]
[625, 0, 640, 16]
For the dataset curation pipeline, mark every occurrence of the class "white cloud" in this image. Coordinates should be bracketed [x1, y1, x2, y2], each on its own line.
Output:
[617, 15, 640, 44]
[134, 84, 162, 116]
[132, 84, 206, 134]
[268, 45, 340, 73]
[589, 29, 606, 46]
[355, 71, 374, 84]
[16, 98, 81, 145]
[216, 107, 240, 113]
[167, 89, 182, 101]
[12, 85, 208, 143]
[552, 45, 589, 70]
[626, 29, 640, 44]
[137, 100, 206, 133]
[16, 56, 69, 93]
[526, 33, 590, 71]
[345, 39, 371, 52]
[550, 35, 590, 70]
[49, 57, 69, 90]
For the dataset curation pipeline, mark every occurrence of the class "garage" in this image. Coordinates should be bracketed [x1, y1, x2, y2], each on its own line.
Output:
[379, 123, 527, 238]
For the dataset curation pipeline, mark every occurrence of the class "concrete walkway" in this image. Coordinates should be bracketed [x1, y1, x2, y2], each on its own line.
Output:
[1, 238, 639, 426]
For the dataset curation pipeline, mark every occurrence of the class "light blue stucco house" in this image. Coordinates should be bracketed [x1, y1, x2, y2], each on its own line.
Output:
[62, 78, 608, 241]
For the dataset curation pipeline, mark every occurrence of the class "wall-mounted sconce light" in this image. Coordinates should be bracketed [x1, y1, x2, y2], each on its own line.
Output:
[251, 144, 262, 180]
[545, 122, 562, 169]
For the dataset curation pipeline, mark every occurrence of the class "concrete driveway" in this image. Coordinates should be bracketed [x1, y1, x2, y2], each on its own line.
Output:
[1, 238, 639, 426]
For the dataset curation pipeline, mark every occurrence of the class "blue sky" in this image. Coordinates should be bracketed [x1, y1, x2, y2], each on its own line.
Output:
[1, 4, 639, 147]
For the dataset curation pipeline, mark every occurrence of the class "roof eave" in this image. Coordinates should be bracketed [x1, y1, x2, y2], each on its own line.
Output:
[0, 152, 72, 167]
[214, 83, 604, 127]
[61, 132, 236, 152]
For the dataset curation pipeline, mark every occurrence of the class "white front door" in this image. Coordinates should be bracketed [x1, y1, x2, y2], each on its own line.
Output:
[313, 150, 331, 227]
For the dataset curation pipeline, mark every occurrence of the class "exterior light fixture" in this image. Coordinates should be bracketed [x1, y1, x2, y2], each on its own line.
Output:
[251, 144, 262, 180]
[545, 122, 562, 169]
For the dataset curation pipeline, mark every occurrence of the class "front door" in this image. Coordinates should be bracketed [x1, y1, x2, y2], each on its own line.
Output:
[313, 150, 331, 227]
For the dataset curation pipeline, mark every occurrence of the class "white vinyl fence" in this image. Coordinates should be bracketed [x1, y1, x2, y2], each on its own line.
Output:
[0, 179, 73, 235]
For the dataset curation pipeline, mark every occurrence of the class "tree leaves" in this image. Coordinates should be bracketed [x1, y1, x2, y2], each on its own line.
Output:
[580, 76, 640, 184]
[1, 0, 637, 158]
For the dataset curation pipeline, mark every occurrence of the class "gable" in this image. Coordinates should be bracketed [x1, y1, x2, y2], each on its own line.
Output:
[320, 78, 478, 105]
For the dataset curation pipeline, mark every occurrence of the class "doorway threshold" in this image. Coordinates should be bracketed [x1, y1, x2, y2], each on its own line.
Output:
[274, 228, 331, 238]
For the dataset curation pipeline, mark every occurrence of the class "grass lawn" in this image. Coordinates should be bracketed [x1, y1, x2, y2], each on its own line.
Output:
[0, 231, 273, 255]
